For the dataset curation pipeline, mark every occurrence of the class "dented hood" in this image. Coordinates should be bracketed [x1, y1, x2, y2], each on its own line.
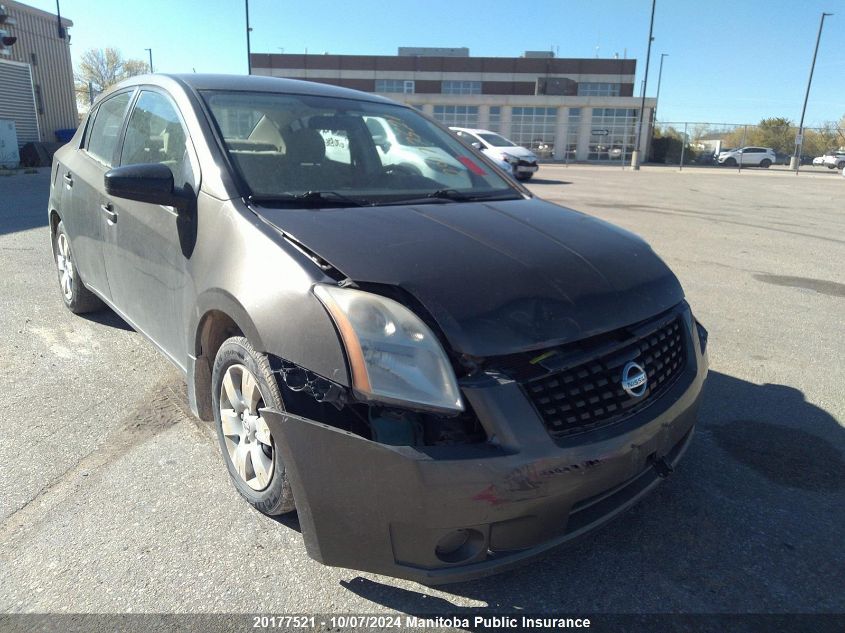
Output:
[254, 198, 685, 357]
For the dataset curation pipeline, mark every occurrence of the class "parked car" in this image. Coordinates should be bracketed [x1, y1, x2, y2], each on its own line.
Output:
[822, 150, 845, 170]
[450, 127, 540, 180]
[49, 74, 708, 585]
[717, 146, 776, 167]
[812, 156, 826, 167]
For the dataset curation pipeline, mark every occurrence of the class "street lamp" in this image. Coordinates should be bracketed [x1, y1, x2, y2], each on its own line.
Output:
[245, 0, 253, 74]
[792, 12, 833, 172]
[145, 48, 153, 73]
[631, 0, 657, 170]
[654, 53, 668, 122]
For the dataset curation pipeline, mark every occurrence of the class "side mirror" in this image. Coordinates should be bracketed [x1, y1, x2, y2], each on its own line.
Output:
[471, 142, 482, 150]
[372, 134, 391, 153]
[104, 163, 189, 209]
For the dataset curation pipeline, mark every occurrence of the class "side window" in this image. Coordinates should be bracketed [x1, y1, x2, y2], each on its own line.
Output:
[86, 92, 132, 166]
[120, 91, 194, 188]
[458, 131, 479, 145]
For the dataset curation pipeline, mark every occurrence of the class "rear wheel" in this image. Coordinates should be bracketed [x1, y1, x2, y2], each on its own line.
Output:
[53, 220, 103, 314]
[760, 159, 772, 168]
[212, 336, 295, 515]
[837, 160, 845, 170]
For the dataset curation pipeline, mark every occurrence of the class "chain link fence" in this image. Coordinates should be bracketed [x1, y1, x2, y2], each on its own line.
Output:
[651, 121, 845, 169]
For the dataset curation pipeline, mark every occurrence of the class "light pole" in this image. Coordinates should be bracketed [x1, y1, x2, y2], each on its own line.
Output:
[792, 12, 832, 172]
[654, 53, 668, 122]
[145, 48, 153, 73]
[631, 0, 657, 170]
[245, 0, 253, 74]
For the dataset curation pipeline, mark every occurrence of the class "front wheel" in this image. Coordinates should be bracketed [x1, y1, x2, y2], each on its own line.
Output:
[724, 158, 737, 167]
[516, 173, 533, 181]
[212, 337, 295, 515]
[837, 161, 845, 170]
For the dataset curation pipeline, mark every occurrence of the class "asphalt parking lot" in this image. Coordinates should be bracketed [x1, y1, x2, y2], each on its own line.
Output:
[0, 164, 843, 615]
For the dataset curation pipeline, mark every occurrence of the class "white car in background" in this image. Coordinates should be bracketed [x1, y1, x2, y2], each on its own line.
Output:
[822, 151, 845, 170]
[363, 116, 472, 189]
[450, 127, 540, 180]
[812, 156, 825, 167]
[320, 116, 473, 189]
[717, 146, 776, 168]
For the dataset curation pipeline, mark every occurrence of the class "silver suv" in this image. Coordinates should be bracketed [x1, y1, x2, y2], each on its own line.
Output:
[717, 146, 776, 168]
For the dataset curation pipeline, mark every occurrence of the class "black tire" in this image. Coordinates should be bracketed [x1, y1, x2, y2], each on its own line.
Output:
[760, 159, 771, 168]
[53, 220, 104, 314]
[724, 158, 737, 167]
[827, 165, 835, 170]
[517, 173, 534, 181]
[837, 161, 845, 170]
[212, 336, 295, 516]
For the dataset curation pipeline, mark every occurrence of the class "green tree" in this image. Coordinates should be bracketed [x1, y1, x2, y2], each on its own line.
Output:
[75, 48, 149, 108]
[748, 117, 794, 153]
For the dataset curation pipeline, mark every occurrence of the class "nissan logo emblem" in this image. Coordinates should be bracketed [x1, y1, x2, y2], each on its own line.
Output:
[621, 361, 648, 398]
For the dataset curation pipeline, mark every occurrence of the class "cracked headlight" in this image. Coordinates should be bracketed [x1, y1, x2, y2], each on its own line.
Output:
[313, 284, 464, 413]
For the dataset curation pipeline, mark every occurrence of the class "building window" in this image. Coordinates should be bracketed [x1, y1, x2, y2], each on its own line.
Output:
[487, 106, 500, 132]
[34, 84, 45, 114]
[588, 108, 638, 161]
[442, 80, 482, 95]
[432, 105, 479, 127]
[577, 82, 621, 97]
[565, 108, 581, 159]
[510, 106, 557, 155]
[375, 79, 415, 93]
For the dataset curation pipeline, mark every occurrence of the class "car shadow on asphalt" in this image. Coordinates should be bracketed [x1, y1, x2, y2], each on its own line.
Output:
[338, 371, 844, 614]
[526, 178, 571, 185]
[80, 307, 134, 331]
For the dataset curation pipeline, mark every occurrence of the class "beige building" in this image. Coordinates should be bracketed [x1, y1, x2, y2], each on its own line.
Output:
[251, 48, 656, 162]
[0, 0, 77, 144]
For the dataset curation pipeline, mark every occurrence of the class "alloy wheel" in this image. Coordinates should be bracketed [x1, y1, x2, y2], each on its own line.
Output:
[219, 364, 275, 491]
[56, 233, 74, 301]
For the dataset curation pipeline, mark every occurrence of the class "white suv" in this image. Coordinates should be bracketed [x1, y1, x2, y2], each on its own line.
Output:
[822, 151, 845, 170]
[717, 147, 776, 168]
[450, 127, 540, 180]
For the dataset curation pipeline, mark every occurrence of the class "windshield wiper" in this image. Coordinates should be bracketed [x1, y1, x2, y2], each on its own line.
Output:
[378, 188, 522, 205]
[248, 191, 371, 208]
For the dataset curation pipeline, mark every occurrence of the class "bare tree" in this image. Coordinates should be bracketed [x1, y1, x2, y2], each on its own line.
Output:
[75, 48, 149, 108]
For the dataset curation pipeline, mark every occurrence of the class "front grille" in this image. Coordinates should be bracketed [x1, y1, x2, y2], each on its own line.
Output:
[517, 158, 537, 167]
[523, 316, 686, 438]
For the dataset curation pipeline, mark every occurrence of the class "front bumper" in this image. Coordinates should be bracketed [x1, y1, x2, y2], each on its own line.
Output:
[262, 307, 708, 585]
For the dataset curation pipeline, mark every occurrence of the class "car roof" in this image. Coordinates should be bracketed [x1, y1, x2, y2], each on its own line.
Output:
[108, 73, 396, 105]
[449, 127, 497, 135]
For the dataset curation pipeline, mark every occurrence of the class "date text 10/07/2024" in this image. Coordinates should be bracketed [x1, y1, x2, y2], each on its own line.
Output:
[252, 615, 592, 629]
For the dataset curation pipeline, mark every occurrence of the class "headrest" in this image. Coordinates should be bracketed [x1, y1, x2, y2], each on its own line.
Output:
[285, 128, 325, 165]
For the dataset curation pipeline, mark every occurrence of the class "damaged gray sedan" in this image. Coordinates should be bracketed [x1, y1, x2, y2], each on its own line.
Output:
[49, 74, 709, 584]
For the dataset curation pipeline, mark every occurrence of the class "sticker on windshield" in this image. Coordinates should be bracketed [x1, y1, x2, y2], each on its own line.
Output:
[457, 156, 487, 176]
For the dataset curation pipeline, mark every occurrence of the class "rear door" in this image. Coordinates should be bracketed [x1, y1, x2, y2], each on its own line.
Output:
[61, 90, 134, 298]
[101, 88, 199, 367]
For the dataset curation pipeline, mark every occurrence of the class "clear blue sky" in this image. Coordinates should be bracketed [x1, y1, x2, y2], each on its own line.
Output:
[25, 0, 845, 126]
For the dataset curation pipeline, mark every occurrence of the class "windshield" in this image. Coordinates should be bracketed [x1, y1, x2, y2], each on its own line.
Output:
[202, 91, 520, 205]
[478, 133, 517, 147]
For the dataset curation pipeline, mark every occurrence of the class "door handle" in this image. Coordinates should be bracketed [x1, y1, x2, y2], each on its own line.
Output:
[101, 203, 118, 224]
[63, 172, 73, 187]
